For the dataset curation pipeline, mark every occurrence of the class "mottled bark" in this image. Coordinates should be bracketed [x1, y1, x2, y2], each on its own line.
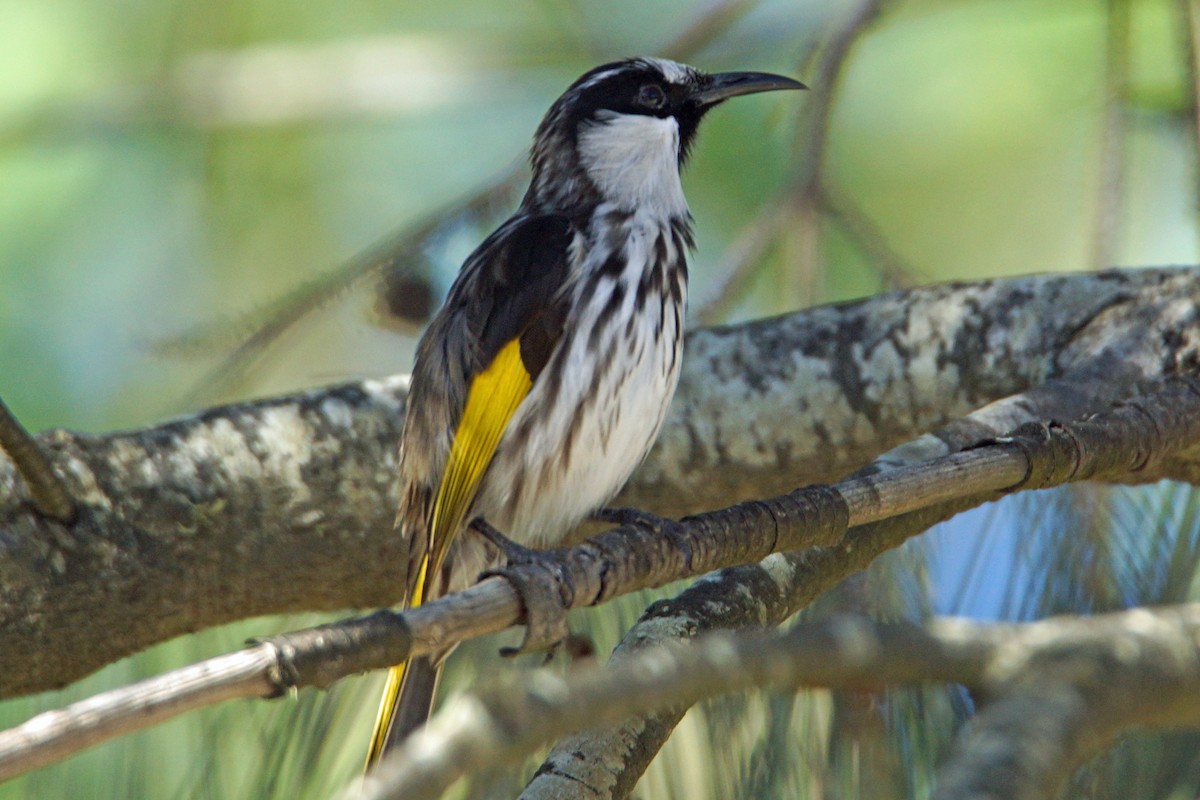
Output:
[0, 380, 410, 697]
[636, 267, 1200, 511]
[1, 268, 1198, 698]
[523, 261, 1200, 798]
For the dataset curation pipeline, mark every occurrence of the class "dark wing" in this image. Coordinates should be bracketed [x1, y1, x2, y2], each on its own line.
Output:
[459, 213, 575, 379]
[401, 212, 574, 455]
[395, 211, 575, 553]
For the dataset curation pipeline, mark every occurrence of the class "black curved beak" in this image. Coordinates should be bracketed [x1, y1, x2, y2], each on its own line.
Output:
[691, 71, 807, 106]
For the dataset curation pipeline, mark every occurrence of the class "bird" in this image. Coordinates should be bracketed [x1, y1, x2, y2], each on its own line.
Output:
[365, 56, 805, 767]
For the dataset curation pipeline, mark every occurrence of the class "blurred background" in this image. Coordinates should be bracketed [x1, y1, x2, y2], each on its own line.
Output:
[2, 0, 1199, 797]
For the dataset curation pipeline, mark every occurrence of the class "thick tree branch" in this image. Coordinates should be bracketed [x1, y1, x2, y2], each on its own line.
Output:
[1, 268, 1198, 698]
[0, 378, 411, 698]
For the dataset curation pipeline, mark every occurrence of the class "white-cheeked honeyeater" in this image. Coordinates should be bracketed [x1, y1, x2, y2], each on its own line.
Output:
[366, 57, 805, 767]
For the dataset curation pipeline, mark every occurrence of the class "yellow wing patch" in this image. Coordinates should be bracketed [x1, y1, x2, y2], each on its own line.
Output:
[426, 336, 533, 595]
[367, 337, 532, 768]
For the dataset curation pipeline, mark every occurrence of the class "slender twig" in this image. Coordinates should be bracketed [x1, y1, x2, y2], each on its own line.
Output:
[519, 364, 1159, 799]
[815, 180, 918, 289]
[151, 173, 521, 401]
[789, 0, 885, 192]
[933, 606, 1200, 800]
[0, 648, 279, 780]
[355, 616, 1001, 800]
[0, 398, 74, 523]
[660, 0, 763, 62]
[785, 0, 886, 307]
[155, 2, 791, 400]
[693, 202, 786, 324]
[1177, 0, 1200, 234]
[698, 0, 887, 319]
[1089, 0, 1130, 270]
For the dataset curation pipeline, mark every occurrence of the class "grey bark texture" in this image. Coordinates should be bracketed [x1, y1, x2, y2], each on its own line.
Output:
[1, 267, 1198, 700]
[519, 265, 1200, 799]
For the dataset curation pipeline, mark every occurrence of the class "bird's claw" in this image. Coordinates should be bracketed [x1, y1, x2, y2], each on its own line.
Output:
[469, 517, 542, 565]
[469, 517, 573, 657]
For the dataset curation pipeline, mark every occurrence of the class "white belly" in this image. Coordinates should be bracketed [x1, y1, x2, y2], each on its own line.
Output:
[476, 215, 687, 544]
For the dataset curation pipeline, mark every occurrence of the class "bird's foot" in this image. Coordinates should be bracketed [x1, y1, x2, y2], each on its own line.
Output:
[470, 517, 572, 658]
[469, 517, 543, 566]
[592, 506, 693, 571]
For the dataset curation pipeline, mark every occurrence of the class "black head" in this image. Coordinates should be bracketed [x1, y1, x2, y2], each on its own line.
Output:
[548, 58, 803, 162]
[525, 58, 805, 213]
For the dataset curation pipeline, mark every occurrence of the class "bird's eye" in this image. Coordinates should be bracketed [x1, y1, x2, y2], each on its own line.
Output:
[637, 84, 667, 109]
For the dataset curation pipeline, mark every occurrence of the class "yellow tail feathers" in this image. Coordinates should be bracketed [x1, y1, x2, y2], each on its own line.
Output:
[365, 663, 408, 767]
[365, 558, 428, 769]
[366, 337, 534, 769]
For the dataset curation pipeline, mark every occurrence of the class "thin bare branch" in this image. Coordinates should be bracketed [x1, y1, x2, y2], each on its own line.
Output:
[151, 175, 520, 402]
[0, 648, 279, 780]
[358, 617, 997, 800]
[659, 0, 763, 62]
[4, 376, 1200, 780]
[153, 10, 784, 402]
[358, 606, 1200, 800]
[1178, 0, 1200, 165]
[1089, 0, 1131, 270]
[699, 0, 886, 318]
[934, 607, 1200, 800]
[790, 0, 885, 189]
[0, 589, 522, 783]
[521, 366, 1180, 798]
[692, 203, 786, 324]
[0, 398, 74, 523]
[815, 180, 918, 289]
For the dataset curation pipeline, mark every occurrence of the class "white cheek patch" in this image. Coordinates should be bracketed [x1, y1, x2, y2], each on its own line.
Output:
[577, 112, 689, 216]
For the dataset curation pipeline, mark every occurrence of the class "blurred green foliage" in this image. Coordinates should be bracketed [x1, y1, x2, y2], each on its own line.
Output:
[2, 0, 1200, 797]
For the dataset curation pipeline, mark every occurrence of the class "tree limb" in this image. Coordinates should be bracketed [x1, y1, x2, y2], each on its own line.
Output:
[1, 268, 1197, 698]
[355, 606, 1200, 800]
[521, 365, 1200, 798]
[933, 607, 1200, 800]
[3, 376, 1199, 780]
